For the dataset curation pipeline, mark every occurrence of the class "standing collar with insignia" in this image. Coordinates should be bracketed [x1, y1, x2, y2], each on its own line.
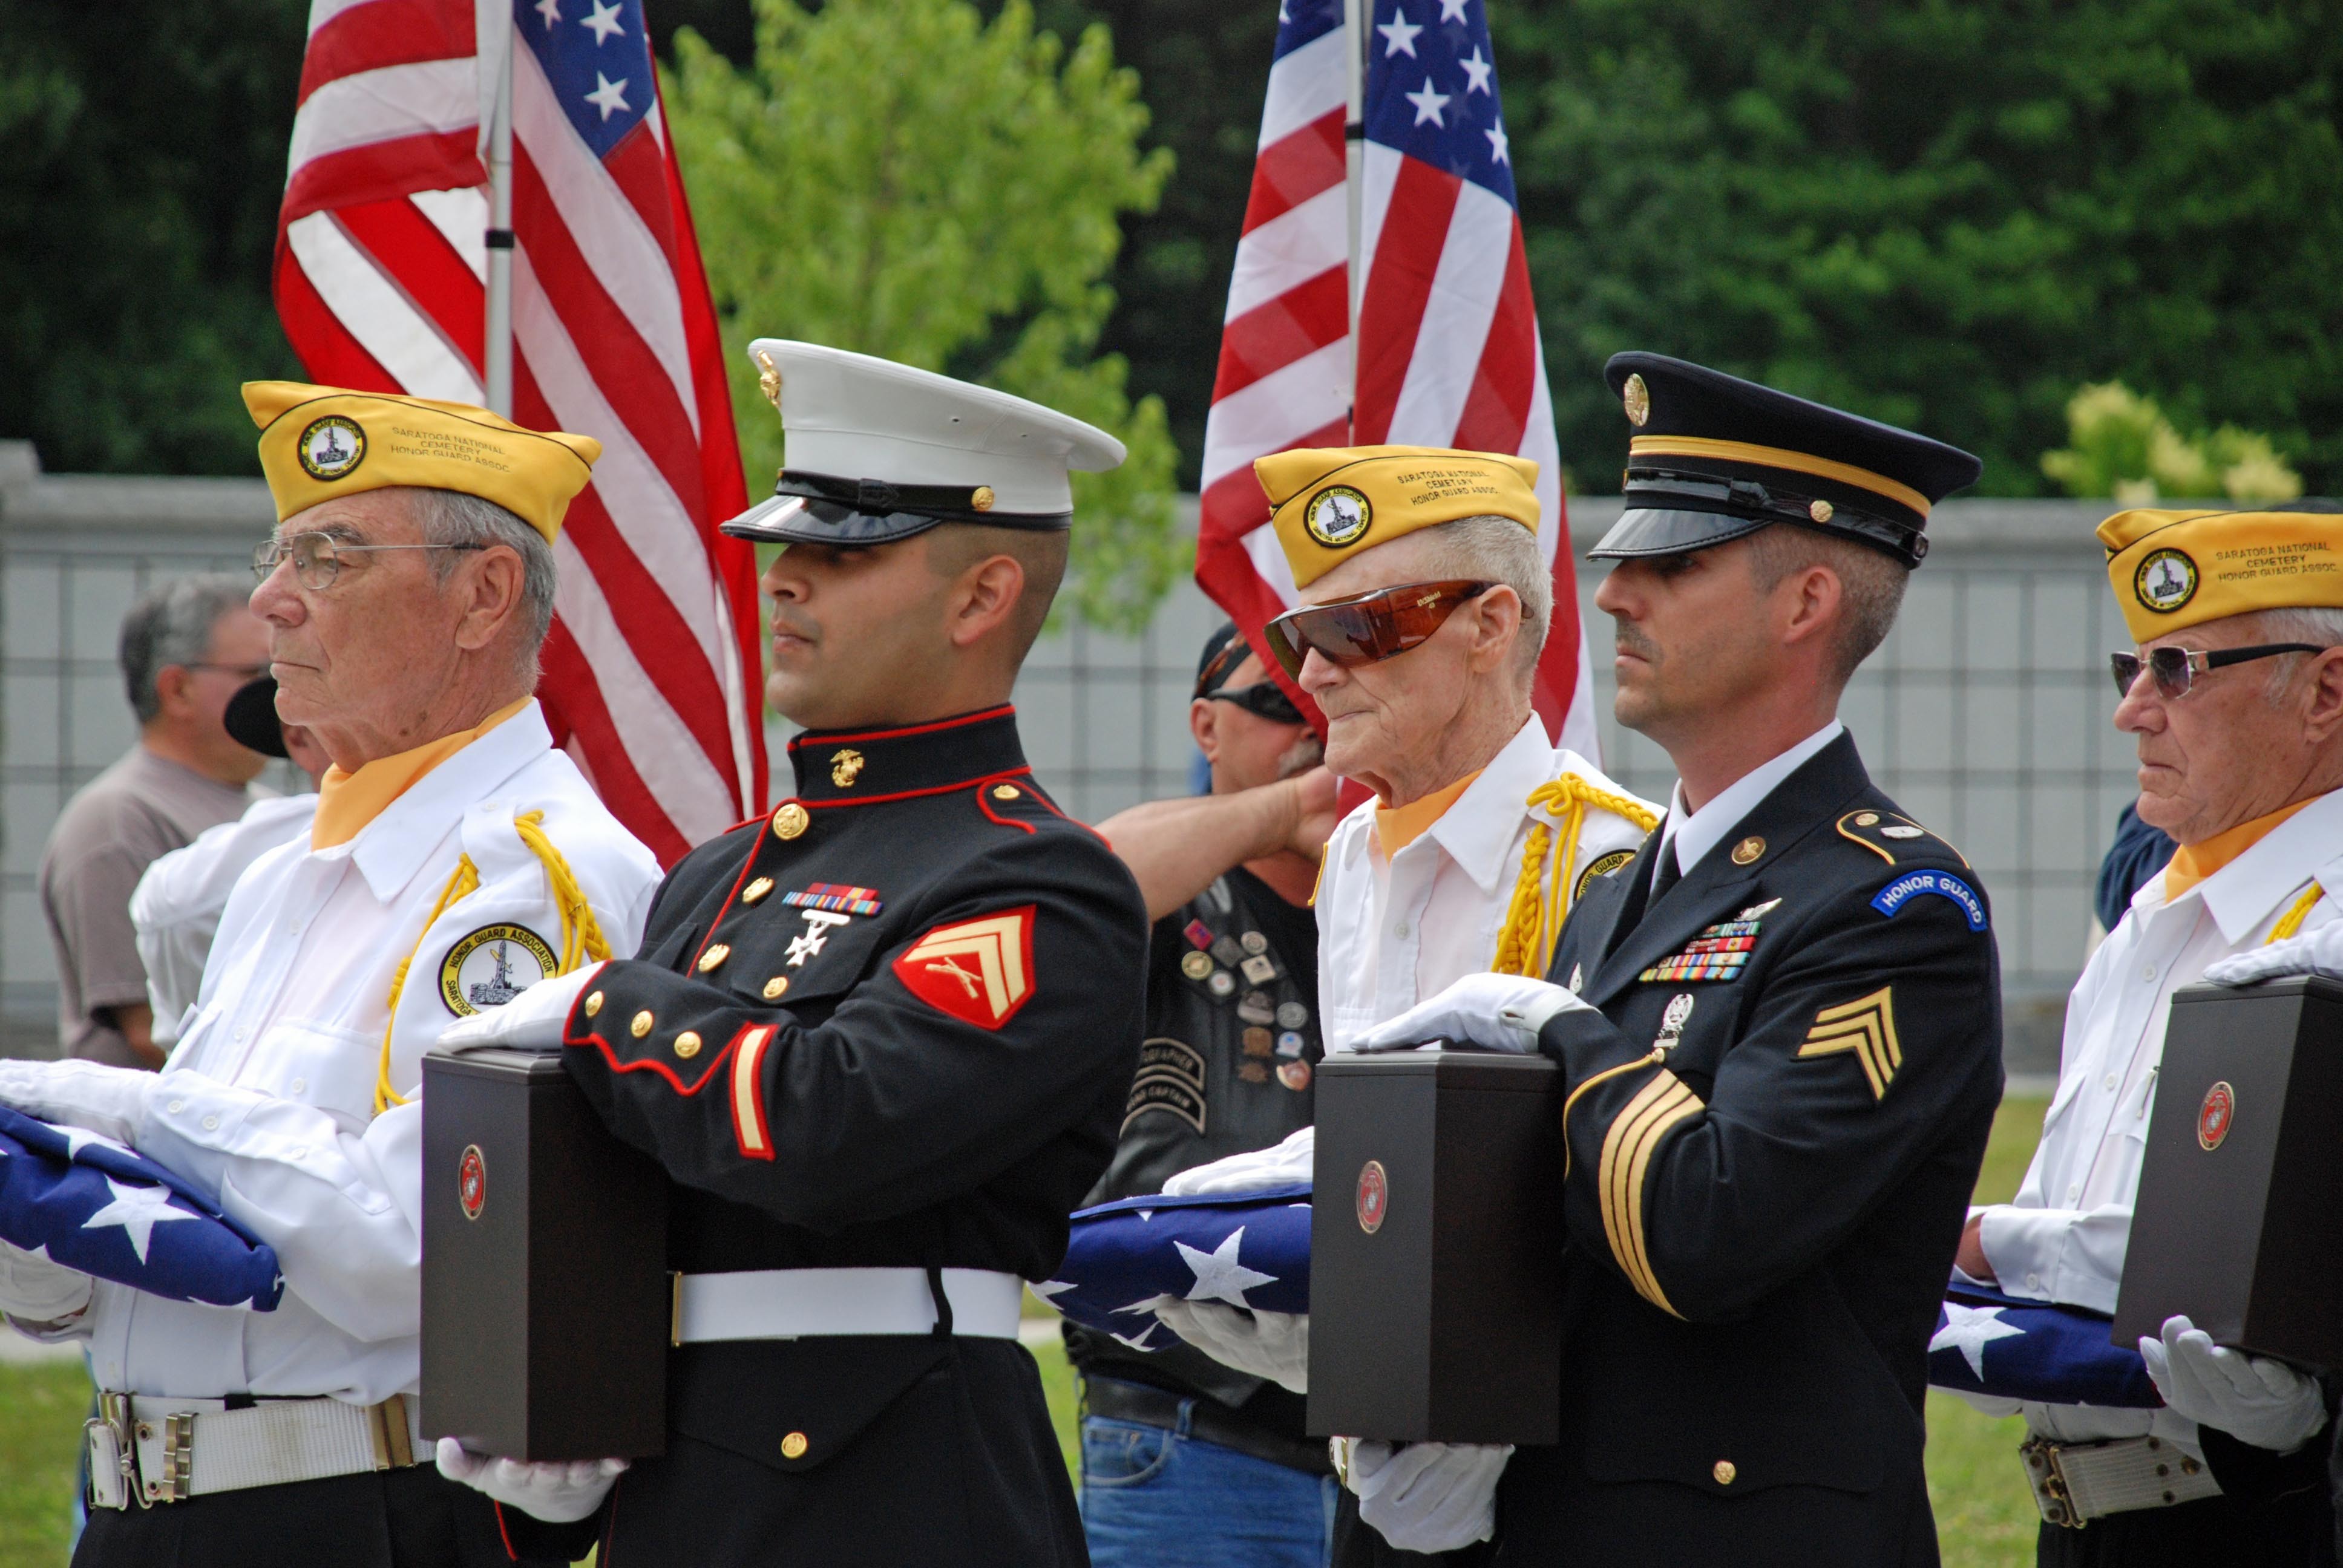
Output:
[784, 704, 1030, 805]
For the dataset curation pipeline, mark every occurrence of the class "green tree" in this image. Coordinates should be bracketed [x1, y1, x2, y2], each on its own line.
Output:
[2042, 382, 2301, 503]
[665, 0, 1182, 632]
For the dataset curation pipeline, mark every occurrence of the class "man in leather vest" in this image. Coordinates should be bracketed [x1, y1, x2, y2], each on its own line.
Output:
[1070, 622, 1341, 1567]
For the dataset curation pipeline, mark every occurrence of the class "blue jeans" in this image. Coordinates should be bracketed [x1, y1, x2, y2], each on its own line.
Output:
[1080, 1402, 1337, 1568]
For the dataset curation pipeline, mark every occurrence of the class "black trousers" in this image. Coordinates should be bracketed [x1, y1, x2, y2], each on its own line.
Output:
[73, 1464, 544, 1568]
[2036, 1486, 2334, 1568]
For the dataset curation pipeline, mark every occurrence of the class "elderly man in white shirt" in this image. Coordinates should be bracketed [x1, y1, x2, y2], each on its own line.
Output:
[1958, 502, 2343, 1566]
[1113, 445, 1655, 1554]
[0, 382, 661, 1568]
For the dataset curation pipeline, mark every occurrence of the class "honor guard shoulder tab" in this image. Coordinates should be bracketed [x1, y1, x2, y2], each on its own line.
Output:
[1834, 809, 1967, 867]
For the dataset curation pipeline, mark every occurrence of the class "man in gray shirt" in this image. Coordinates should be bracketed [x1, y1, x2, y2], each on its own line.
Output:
[37, 575, 273, 1068]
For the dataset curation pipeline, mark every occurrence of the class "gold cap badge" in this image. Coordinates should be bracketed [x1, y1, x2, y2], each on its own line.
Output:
[1622, 373, 1651, 428]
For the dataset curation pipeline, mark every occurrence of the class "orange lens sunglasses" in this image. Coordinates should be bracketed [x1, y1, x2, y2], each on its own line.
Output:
[1261, 580, 1495, 680]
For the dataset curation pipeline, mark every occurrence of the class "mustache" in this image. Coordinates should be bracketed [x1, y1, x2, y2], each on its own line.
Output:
[769, 613, 818, 643]
[1274, 731, 1325, 780]
[1613, 622, 1660, 662]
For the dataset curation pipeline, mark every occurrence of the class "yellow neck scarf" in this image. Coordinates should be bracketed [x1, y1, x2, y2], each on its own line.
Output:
[1374, 770, 1484, 860]
[2162, 796, 2319, 900]
[312, 698, 531, 850]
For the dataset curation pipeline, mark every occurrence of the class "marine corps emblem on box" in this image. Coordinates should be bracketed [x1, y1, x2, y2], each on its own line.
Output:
[440, 924, 559, 1016]
[1356, 1159, 1389, 1233]
[1305, 485, 1372, 547]
[2198, 1080, 2235, 1151]
[457, 1143, 487, 1221]
[2135, 547, 2199, 615]
[297, 414, 367, 481]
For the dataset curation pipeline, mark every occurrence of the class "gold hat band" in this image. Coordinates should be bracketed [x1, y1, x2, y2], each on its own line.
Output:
[1628, 436, 1933, 520]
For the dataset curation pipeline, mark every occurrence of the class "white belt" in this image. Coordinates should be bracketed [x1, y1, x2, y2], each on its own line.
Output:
[2021, 1434, 2221, 1527]
[86, 1391, 421, 1511]
[670, 1267, 1024, 1345]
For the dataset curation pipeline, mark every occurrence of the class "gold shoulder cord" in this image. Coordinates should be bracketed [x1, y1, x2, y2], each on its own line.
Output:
[1492, 778, 1660, 978]
[373, 810, 613, 1115]
[2269, 882, 2322, 944]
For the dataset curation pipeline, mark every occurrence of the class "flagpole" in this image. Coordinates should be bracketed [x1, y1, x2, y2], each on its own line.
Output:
[1343, 0, 1366, 421]
[484, 3, 516, 417]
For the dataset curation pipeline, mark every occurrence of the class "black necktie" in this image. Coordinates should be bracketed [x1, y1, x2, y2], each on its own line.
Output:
[1650, 840, 1683, 906]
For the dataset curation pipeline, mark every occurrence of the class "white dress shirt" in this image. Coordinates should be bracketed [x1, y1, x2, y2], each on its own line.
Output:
[62, 704, 661, 1405]
[133, 794, 321, 1048]
[1967, 787, 2343, 1455]
[1653, 722, 1844, 886]
[1316, 714, 1657, 1054]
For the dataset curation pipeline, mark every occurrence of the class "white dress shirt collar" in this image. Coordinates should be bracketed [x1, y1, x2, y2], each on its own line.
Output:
[2132, 785, 2343, 947]
[1660, 720, 1845, 881]
[1412, 713, 1560, 894]
[334, 701, 555, 902]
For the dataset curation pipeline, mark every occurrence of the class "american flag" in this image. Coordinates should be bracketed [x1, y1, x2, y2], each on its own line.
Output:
[1194, 0, 1596, 761]
[272, 0, 765, 865]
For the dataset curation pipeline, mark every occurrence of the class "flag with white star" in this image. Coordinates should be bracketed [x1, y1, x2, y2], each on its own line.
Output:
[1034, 1186, 1312, 1350]
[0, 1106, 283, 1311]
[1927, 1282, 2158, 1408]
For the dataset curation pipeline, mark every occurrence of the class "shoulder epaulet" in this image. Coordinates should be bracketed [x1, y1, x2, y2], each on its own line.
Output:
[1834, 809, 1968, 867]
[969, 776, 1103, 842]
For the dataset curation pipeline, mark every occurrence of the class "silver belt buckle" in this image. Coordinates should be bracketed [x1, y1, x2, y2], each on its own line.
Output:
[83, 1393, 135, 1512]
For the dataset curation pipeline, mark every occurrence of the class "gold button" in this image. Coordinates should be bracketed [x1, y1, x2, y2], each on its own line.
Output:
[698, 944, 731, 973]
[772, 803, 808, 840]
[742, 877, 775, 905]
[781, 1431, 809, 1460]
[971, 485, 995, 512]
[992, 785, 1021, 800]
[584, 991, 605, 1018]
[673, 1031, 702, 1059]
[1855, 811, 1879, 826]
[1807, 498, 1834, 523]
[763, 976, 789, 1001]
[630, 1010, 654, 1039]
[1712, 1460, 1737, 1486]
[1730, 836, 1766, 866]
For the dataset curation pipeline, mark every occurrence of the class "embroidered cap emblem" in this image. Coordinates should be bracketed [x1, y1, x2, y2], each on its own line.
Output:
[830, 748, 865, 788]
[1304, 485, 1372, 547]
[458, 1145, 487, 1221]
[2198, 1081, 2235, 1151]
[2135, 548, 2199, 614]
[297, 415, 365, 480]
[1356, 1160, 1389, 1233]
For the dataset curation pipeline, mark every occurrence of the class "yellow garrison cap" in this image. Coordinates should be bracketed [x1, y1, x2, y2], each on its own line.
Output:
[243, 382, 601, 543]
[1254, 445, 1538, 589]
[2099, 506, 2343, 641]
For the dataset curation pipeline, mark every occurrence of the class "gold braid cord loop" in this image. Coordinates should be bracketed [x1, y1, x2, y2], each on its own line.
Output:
[1491, 777, 1661, 979]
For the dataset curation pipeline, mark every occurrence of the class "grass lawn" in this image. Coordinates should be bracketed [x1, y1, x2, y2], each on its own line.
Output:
[0, 1098, 2052, 1566]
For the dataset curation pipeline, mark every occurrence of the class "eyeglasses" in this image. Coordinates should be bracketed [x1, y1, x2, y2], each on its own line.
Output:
[252, 532, 484, 590]
[2108, 642, 2331, 699]
[1205, 679, 1306, 727]
[1261, 580, 1494, 680]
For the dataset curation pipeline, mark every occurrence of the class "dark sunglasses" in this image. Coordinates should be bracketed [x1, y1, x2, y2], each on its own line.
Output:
[2109, 642, 2330, 699]
[1262, 580, 1494, 680]
[1205, 679, 1306, 726]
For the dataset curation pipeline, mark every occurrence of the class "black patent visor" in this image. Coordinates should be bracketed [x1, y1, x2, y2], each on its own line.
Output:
[720, 494, 954, 546]
[1587, 507, 1775, 560]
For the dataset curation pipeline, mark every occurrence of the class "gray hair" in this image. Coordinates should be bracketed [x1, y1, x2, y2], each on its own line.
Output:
[2238, 607, 2343, 703]
[120, 573, 252, 724]
[401, 487, 557, 684]
[1420, 514, 1552, 685]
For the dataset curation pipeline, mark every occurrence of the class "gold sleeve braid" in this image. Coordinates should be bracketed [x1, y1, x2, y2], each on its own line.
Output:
[1491, 777, 1661, 979]
[1596, 1067, 1706, 1318]
[373, 809, 613, 1115]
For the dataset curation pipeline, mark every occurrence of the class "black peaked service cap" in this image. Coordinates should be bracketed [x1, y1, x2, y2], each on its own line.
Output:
[1591, 353, 1983, 569]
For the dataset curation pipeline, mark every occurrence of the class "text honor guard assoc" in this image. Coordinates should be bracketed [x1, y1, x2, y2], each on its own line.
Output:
[436, 342, 1152, 1565]
[0, 382, 662, 1567]
[1325, 353, 2005, 1563]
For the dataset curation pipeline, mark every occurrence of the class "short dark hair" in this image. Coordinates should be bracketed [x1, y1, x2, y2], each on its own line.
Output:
[119, 573, 251, 724]
[1742, 524, 1909, 684]
[924, 525, 1069, 662]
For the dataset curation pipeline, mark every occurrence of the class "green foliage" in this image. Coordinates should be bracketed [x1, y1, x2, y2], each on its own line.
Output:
[1492, 0, 2343, 497]
[2043, 382, 2301, 503]
[0, 0, 308, 475]
[664, 0, 1183, 632]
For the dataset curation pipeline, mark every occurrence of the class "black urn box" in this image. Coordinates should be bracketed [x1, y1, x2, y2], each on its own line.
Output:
[1306, 1050, 1565, 1444]
[421, 1047, 670, 1460]
[2113, 977, 2343, 1369]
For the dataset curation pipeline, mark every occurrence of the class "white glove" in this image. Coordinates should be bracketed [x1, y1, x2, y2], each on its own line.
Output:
[1153, 1299, 1309, 1393]
[1348, 1439, 1514, 1553]
[2205, 921, 2343, 986]
[433, 963, 603, 1054]
[1352, 973, 1587, 1054]
[0, 1240, 92, 1327]
[2138, 1316, 2327, 1452]
[435, 1437, 626, 1523]
[1162, 1125, 1315, 1197]
[0, 1059, 152, 1147]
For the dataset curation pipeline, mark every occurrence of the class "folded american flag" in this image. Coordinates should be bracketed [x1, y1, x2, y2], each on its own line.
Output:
[0, 1106, 283, 1311]
[1929, 1282, 2159, 1408]
[1037, 1185, 1312, 1350]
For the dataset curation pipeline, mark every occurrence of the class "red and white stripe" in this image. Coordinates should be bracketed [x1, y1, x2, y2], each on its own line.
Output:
[272, 0, 765, 866]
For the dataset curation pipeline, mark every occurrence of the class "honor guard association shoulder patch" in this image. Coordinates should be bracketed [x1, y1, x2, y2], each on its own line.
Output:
[1575, 848, 1638, 900]
[1638, 901, 1778, 984]
[892, 907, 1037, 1028]
[1871, 869, 1988, 932]
[1797, 987, 1902, 1100]
[439, 924, 559, 1015]
[1836, 809, 1967, 867]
